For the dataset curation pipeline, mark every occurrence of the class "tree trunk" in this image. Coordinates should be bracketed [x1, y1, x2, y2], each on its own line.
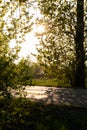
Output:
[74, 0, 86, 88]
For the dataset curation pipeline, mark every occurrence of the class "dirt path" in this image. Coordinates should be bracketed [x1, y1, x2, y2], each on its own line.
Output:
[24, 86, 87, 107]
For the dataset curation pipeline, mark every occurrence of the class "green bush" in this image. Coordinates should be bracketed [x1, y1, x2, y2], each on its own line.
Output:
[0, 98, 87, 130]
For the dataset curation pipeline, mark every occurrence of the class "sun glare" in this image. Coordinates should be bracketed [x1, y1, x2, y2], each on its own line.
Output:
[35, 25, 45, 34]
[9, 24, 46, 62]
[7, 1, 45, 62]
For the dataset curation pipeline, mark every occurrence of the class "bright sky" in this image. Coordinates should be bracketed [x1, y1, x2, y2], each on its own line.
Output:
[8, 1, 44, 62]
[19, 32, 39, 61]
[19, 24, 45, 59]
[9, 31, 39, 62]
[9, 24, 45, 62]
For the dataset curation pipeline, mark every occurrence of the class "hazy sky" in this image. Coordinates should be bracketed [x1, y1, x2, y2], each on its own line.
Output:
[9, 1, 44, 62]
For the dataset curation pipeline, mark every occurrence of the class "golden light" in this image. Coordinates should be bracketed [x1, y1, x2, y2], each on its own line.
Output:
[7, 1, 45, 61]
[35, 25, 45, 34]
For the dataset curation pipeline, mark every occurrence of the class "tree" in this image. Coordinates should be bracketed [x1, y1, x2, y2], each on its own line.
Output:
[36, 0, 76, 86]
[0, 32, 19, 97]
[1, 0, 33, 43]
[74, 0, 86, 88]
[0, 0, 33, 97]
[16, 57, 33, 86]
[31, 62, 44, 79]
[36, 30, 75, 86]
[36, 0, 87, 88]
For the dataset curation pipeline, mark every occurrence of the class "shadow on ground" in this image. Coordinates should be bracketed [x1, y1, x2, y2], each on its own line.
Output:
[34, 88, 87, 107]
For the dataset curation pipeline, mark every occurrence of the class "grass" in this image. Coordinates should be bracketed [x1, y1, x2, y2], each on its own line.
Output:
[32, 78, 70, 87]
[0, 97, 87, 130]
[32, 78, 58, 87]
[32, 78, 87, 88]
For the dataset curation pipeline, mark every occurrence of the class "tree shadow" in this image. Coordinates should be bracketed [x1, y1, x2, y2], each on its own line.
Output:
[37, 88, 87, 107]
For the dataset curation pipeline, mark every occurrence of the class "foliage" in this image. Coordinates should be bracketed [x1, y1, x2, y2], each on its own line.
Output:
[0, 98, 87, 130]
[0, 32, 19, 97]
[31, 63, 44, 79]
[32, 78, 70, 87]
[37, 0, 76, 87]
[36, 0, 87, 87]
[0, 0, 33, 43]
[16, 57, 33, 86]
[0, 0, 33, 97]
[0, 53, 33, 97]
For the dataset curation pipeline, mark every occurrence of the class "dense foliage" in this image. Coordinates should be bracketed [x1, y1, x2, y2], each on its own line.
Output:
[0, 0, 33, 97]
[0, 98, 87, 130]
[36, 0, 87, 87]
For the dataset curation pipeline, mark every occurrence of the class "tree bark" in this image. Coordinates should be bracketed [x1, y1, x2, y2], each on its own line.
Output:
[74, 0, 86, 88]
